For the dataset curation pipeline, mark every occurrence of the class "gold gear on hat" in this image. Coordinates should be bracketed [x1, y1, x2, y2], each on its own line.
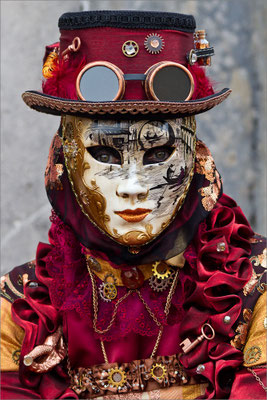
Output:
[108, 367, 127, 388]
[122, 40, 139, 57]
[152, 261, 171, 279]
[150, 363, 167, 381]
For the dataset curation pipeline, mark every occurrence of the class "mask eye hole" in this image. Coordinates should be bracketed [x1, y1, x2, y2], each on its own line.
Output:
[143, 146, 174, 165]
[87, 146, 122, 165]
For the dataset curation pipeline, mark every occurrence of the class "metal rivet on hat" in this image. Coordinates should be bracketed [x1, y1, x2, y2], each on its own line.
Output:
[196, 364, 205, 374]
[144, 33, 165, 54]
[223, 315, 231, 324]
[188, 49, 198, 65]
[122, 41, 139, 57]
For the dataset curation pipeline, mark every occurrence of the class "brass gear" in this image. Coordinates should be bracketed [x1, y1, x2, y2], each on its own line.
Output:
[152, 261, 171, 279]
[244, 346, 262, 364]
[150, 363, 167, 381]
[149, 268, 175, 292]
[108, 367, 127, 388]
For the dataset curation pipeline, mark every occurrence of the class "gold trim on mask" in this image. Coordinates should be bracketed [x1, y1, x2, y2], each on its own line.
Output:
[62, 115, 196, 249]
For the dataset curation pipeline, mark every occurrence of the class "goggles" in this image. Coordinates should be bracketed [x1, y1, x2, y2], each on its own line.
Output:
[76, 61, 194, 102]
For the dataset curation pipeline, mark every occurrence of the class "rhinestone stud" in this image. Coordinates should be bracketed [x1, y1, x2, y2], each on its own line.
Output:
[28, 282, 39, 288]
[223, 315, 231, 324]
[196, 364, 205, 374]
[23, 355, 33, 366]
[264, 317, 267, 329]
[217, 242, 226, 252]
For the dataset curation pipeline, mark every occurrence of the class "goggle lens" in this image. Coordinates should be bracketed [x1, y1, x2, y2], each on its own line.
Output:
[76, 61, 194, 102]
[78, 66, 119, 102]
[152, 65, 193, 102]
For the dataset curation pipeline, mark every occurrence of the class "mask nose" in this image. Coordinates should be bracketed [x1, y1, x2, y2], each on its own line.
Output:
[116, 165, 148, 202]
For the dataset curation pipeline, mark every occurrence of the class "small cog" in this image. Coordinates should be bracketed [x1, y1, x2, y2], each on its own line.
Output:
[152, 261, 171, 279]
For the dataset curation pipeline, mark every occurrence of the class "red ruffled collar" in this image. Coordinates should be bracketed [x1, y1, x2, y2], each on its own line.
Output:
[12, 193, 254, 398]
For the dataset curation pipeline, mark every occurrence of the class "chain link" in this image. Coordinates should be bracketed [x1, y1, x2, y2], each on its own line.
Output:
[87, 261, 133, 334]
[87, 260, 180, 363]
[247, 366, 267, 392]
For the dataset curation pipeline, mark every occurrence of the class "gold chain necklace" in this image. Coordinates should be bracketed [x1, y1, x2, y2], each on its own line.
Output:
[86, 260, 180, 363]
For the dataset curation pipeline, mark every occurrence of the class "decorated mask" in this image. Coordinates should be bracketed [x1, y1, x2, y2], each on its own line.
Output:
[62, 115, 196, 247]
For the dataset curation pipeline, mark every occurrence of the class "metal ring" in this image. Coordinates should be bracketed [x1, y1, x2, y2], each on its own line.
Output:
[71, 37, 81, 52]
[76, 61, 125, 101]
[201, 323, 215, 340]
[144, 61, 195, 101]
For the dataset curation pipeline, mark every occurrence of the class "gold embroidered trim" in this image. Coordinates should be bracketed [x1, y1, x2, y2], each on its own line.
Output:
[243, 292, 267, 367]
[1, 298, 25, 371]
[5, 274, 25, 299]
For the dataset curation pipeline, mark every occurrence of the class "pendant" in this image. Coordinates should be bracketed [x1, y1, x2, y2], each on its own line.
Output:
[121, 267, 144, 289]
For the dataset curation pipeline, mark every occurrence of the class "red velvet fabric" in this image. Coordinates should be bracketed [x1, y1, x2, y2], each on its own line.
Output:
[42, 27, 214, 101]
[1, 371, 78, 399]
[229, 368, 267, 399]
[9, 193, 257, 399]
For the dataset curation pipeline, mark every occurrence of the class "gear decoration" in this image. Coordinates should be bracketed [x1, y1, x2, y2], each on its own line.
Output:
[99, 273, 117, 302]
[108, 367, 127, 388]
[144, 33, 165, 54]
[150, 363, 167, 381]
[152, 261, 171, 280]
[12, 350, 21, 365]
[244, 346, 262, 364]
[122, 40, 139, 57]
[149, 275, 170, 292]
[149, 268, 175, 292]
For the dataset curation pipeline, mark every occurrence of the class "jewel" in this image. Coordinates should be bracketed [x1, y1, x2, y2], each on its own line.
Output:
[113, 372, 122, 382]
[122, 40, 139, 57]
[216, 242, 226, 252]
[108, 367, 126, 388]
[264, 317, 267, 329]
[196, 364, 205, 374]
[23, 355, 33, 366]
[121, 267, 144, 289]
[86, 256, 101, 272]
[28, 282, 39, 288]
[223, 315, 231, 324]
[144, 33, 165, 54]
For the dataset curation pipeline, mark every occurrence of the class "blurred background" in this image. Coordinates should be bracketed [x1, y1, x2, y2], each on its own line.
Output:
[1, 0, 266, 274]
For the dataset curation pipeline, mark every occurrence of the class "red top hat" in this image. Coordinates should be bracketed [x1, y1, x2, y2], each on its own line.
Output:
[22, 10, 230, 117]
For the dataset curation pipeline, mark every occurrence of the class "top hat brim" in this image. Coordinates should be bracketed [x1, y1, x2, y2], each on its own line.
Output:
[22, 88, 231, 118]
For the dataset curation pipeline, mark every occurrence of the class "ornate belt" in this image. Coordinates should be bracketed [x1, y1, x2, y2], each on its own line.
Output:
[68, 353, 193, 398]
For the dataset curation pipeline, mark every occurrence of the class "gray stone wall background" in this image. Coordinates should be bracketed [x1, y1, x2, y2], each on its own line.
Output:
[1, 0, 266, 275]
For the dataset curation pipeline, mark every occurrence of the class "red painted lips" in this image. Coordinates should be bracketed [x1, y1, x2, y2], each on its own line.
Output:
[114, 208, 152, 222]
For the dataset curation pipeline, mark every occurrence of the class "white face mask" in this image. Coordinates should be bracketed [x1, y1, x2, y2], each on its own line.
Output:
[62, 116, 196, 249]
